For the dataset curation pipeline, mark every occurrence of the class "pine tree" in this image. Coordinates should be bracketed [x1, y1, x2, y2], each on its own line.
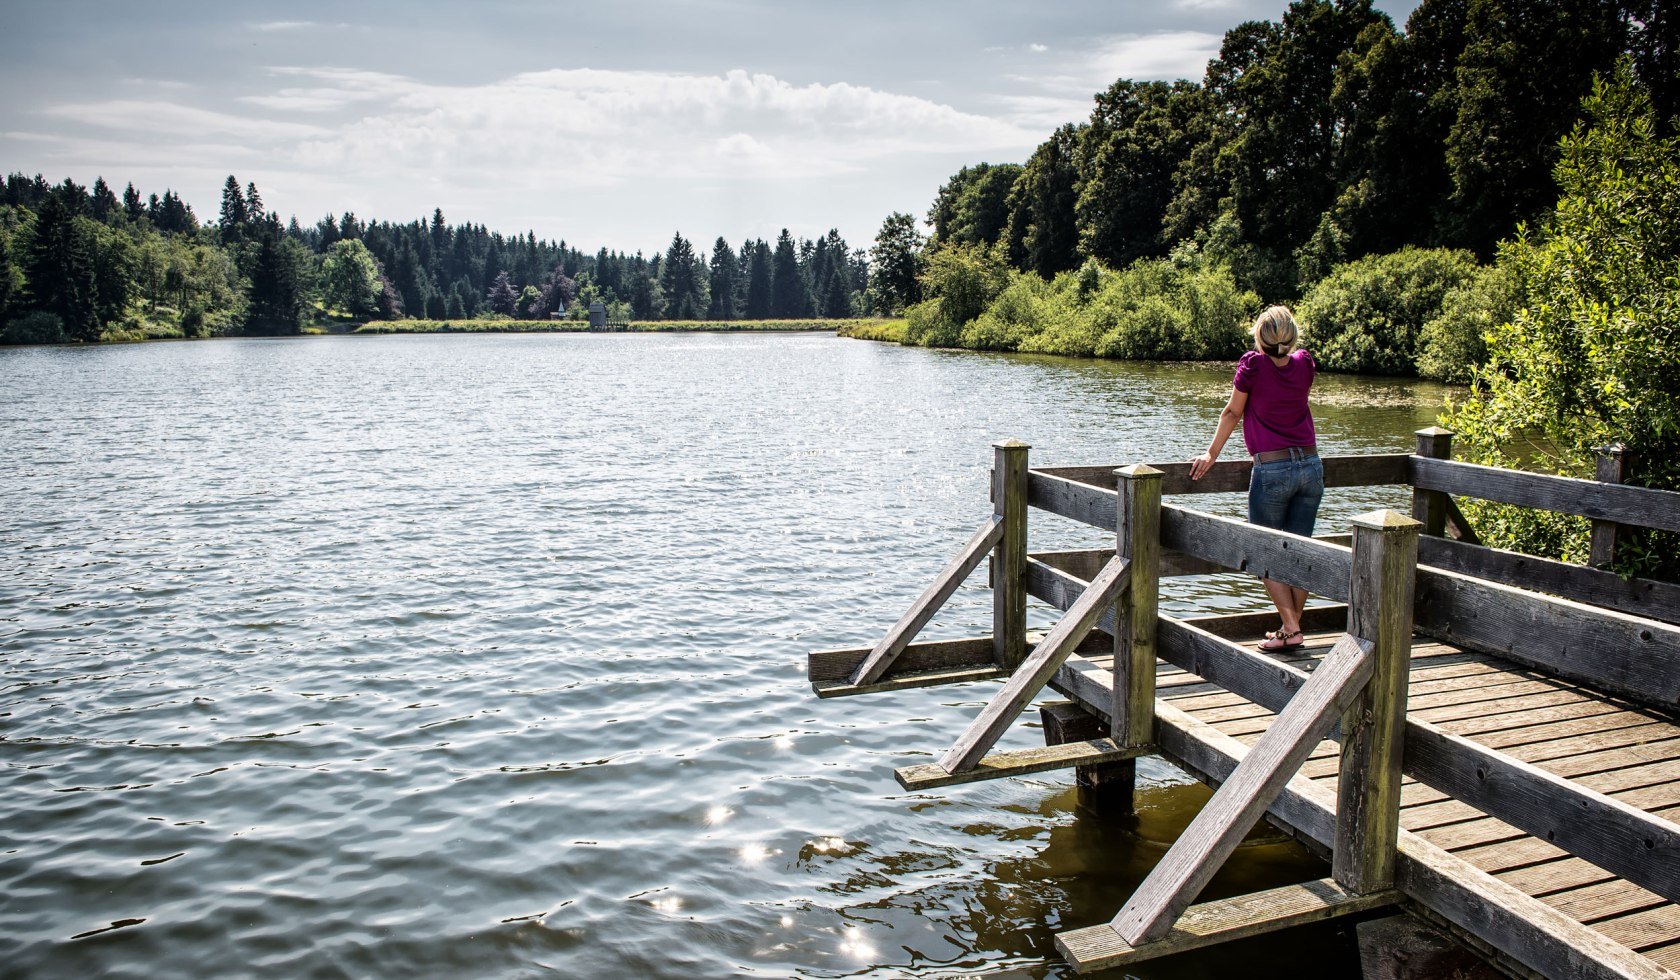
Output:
[486, 270, 518, 316]
[24, 185, 99, 340]
[122, 183, 143, 222]
[745, 239, 772, 318]
[707, 238, 738, 319]
[659, 232, 704, 320]
[219, 175, 248, 243]
[769, 229, 804, 317]
[245, 226, 305, 334]
[244, 182, 264, 223]
[90, 177, 119, 223]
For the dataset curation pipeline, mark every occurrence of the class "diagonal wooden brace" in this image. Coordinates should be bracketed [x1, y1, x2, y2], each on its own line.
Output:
[1108, 632, 1375, 945]
[937, 554, 1130, 773]
[849, 516, 1004, 687]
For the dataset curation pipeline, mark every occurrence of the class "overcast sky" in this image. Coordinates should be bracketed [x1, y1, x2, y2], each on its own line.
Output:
[3, 0, 1421, 254]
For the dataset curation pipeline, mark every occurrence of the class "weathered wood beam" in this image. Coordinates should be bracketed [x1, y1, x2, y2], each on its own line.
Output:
[1180, 604, 1349, 639]
[1410, 455, 1680, 535]
[1417, 534, 1680, 627]
[938, 555, 1130, 773]
[810, 635, 996, 685]
[1403, 720, 1680, 902]
[1028, 470, 1117, 530]
[1025, 558, 1118, 637]
[1147, 700, 1674, 980]
[1057, 878, 1399, 973]
[1335, 510, 1421, 895]
[1108, 634, 1374, 944]
[993, 440, 1030, 670]
[1442, 494, 1482, 545]
[812, 633, 1107, 698]
[895, 738, 1153, 790]
[1159, 504, 1353, 600]
[1031, 454, 1411, 497]
[1155, 615, 1312, 714]
[847, 516, 1004, 686]
[1114, 465, 1162, 749]
[1412, 562, 1680, 708]
[1590, 444, 1632, 567]
[1412, 428, 1455, 538]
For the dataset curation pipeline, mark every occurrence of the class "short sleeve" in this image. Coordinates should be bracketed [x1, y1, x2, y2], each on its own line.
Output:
[1233, 350, 1261, 393]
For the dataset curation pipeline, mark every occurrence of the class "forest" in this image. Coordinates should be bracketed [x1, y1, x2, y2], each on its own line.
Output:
[862, 0, 1673, 384]
[0, 172, 870, 345]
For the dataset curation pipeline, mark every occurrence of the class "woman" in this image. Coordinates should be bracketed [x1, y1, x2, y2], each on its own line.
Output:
[1188, 305, 1323, 651]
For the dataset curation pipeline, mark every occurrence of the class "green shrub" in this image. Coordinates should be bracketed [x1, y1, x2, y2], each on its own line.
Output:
[1089, 259, 1256, 361]
[1444, 64, 1680, 580]
[1417, 264, 1520, 383]
[1, 311, 66, 344]
[1298, 247, 1481, 375]
[902, 244, 1010, 347]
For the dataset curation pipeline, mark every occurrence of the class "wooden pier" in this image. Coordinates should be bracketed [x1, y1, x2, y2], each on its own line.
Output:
[809, 430, 1680, 978]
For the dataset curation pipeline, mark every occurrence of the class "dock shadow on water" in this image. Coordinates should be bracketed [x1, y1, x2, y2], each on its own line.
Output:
[805, 770, 1362, 979]
[0, 333, 1449, 977]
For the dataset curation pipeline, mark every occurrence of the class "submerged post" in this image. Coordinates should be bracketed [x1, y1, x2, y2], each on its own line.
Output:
[992, 440, 1030, 670]
[1411, 427, 1453, 537]
[1589, 444, 1631, 569]
[1333, 509, 1420, 894]
[1095, 464, 1161, 814]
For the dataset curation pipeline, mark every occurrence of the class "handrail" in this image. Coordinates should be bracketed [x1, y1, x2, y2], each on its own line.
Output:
[1411, 455, 1680, 534]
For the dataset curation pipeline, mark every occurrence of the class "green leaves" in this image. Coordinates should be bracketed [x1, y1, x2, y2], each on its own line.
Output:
[1445, 62, 1680, 579]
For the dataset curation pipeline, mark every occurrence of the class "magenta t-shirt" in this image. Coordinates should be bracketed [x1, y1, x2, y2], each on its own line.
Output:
[1233, 349, 1317, 455]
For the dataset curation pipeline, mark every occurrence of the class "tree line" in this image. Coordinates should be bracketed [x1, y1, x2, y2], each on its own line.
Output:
[0, 172, 873, 344]
[864, 0, 1673, 374]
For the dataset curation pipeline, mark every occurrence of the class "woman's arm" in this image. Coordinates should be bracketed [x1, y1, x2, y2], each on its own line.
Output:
[1189, 388, 1248, 481]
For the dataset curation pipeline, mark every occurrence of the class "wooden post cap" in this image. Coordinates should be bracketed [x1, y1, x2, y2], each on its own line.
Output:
[1351, 509, 1423, 532]
[993, 438, 1031, 450]
[1114, 464, 1164, 480]
[1414, 426, 1454, 438]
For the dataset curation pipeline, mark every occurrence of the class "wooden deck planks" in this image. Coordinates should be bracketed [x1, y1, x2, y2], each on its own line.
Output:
[1063, 621, 1680, 976]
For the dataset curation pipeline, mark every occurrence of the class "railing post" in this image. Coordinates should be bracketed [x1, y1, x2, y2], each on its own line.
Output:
[1333, 509, 1420, 894]
[1114, 466, 1162, 749]
[1411, 427, 1453, 537]
[1589, 443, 1631, 569]
[992, 439, 1030, 670]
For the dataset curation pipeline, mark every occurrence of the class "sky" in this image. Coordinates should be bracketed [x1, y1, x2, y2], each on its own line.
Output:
[2, 0, 1422, 255]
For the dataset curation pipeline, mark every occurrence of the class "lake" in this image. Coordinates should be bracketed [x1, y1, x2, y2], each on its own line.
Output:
[0, 332, 1452, 978]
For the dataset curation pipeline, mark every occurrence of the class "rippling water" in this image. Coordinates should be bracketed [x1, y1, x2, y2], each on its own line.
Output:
[0, 333, 1451, 978]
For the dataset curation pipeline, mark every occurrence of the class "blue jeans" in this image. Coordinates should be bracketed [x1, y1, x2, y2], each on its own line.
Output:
[1248, 453, 1324, 537]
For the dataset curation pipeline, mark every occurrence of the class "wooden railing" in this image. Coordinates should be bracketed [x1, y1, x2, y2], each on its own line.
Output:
[806, 427, 1680, 973]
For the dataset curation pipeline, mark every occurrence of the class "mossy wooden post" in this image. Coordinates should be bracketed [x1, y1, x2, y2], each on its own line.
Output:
[1589, 444, 1630, 569]
[1110, 465, 1162, 811]
[1333, 510, 1420, 894]
[1412, 427, 1453, 537]
[992, 440, 1030, 671]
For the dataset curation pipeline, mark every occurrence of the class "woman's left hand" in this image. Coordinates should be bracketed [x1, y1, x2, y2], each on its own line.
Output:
[1189, 451, 1214, 481]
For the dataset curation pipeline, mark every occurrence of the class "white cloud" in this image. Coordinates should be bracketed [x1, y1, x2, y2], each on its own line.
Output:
[1029, 43, 1048, 53]
[1087, 31, 1221, 83]
[257, 66, 1036, 187]
[42, 100, 329, 142]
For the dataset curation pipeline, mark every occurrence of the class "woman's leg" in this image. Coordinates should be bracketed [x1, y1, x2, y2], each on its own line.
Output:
[1249, 461, 1303, 637]
[1274, 459, 1324, 636]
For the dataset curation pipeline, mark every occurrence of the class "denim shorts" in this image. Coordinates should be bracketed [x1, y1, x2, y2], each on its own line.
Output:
[1248, 453, 1324, 537]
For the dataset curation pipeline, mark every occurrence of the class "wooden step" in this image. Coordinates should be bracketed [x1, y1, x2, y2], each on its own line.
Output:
[894, 737, 1153, 790]
[1056, 878, 1399, 972]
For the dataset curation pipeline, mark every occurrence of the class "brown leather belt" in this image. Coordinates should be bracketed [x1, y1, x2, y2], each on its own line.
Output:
[1252, 446, 1318, 464]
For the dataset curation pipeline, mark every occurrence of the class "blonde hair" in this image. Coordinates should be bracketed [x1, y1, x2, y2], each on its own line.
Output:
[1253, 305, 1300, 358]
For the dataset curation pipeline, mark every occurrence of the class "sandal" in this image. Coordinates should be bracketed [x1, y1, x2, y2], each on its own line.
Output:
[1259, 629, 1304, 651]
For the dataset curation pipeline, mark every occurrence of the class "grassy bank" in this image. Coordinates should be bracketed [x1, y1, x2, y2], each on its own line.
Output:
[836, 319, 907, 343]
[353, 318, 872, 335]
